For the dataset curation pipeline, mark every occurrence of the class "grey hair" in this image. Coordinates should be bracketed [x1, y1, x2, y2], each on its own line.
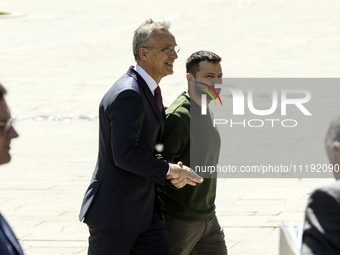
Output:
[325, 114, 340, 163]
[133, 19, 170, 61]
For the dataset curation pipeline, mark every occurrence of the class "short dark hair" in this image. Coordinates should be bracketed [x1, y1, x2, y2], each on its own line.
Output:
[186, 50, 222, 76]
[0, 83, 7, 100]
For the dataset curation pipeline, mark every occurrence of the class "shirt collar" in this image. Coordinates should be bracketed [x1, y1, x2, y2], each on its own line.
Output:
[135, 64, 158, 95]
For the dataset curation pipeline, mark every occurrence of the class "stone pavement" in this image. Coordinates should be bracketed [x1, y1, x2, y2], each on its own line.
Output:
[0, 0, 339, 254]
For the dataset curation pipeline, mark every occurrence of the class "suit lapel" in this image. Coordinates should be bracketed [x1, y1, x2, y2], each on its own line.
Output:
[127, 67, 165, 132]
[0, 213, 24, 255]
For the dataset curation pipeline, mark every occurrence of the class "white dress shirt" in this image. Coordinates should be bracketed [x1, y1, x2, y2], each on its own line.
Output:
[135, 64, 158, 95]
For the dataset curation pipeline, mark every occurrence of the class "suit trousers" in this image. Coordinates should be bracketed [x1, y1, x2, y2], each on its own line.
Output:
[87, 212, 172, 255]
[162, 215, 228, 255]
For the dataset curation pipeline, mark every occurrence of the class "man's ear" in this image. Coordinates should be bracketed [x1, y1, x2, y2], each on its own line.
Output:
[139, 48, 148, 61]
[332, 141, 340, 155]
[186, 73, 194, 95]
[186, 73, 194, 84]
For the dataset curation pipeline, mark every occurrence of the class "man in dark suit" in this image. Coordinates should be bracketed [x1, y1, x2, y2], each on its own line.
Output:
[79, 19, 203, 255]
[0, 83, 23, 255]
[301, 114, 340, 255]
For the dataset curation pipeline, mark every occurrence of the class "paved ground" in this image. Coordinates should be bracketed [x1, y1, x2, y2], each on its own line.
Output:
[0, 0, 339, 254]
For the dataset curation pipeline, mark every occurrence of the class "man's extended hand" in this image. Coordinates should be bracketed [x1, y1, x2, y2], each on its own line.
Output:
[167, 162, 203, 187]
[169, 177, 195, 189]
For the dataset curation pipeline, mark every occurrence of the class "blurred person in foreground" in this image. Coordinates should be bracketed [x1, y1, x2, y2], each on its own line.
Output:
[0, 83, 22, 255]
[158, 50, 228, 255]
[301, 114, 340, 255]
[79, 19, 203, 255]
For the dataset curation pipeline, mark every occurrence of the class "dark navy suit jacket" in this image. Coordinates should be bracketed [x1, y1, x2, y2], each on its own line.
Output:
[79, 67, 169, 232]
[302, 181, 340, 255]
[0, 213, 24, 255]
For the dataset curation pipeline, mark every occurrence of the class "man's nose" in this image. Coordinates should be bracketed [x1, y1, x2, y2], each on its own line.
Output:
[8, 126, 19, 139]
[170, 50, 178, 59]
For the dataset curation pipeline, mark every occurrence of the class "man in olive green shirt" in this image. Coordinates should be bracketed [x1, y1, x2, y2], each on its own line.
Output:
[158, 51, 228, 255]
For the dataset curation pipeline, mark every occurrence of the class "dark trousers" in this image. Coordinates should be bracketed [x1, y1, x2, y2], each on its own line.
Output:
[88, 212, 172, 255]
[163, 215, 228, 255]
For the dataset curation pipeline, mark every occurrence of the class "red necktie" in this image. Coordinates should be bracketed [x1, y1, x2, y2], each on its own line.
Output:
[154, 86, 163, 112]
